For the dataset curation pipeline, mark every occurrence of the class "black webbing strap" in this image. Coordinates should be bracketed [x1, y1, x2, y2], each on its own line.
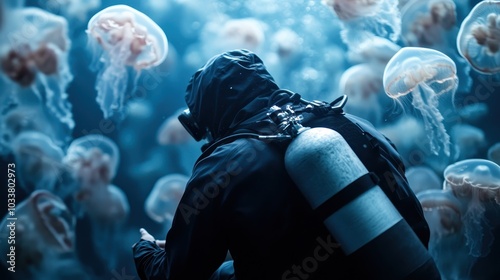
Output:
[314, 172, 380, 221]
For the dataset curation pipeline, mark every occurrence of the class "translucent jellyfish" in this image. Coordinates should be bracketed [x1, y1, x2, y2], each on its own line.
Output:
[417, 189, 474, 279]
[456, 102, 489, 122]
[0, 104, 69, 155]
[64, 134, 120, 193]
[347, 36, 401, 65]
[450, 124, 486, 160]
[339, 63, 384, 126]
[406, 165, 442, 194]
[488, 142, 500, 165]
[0, 7, 74, 135]
[157, 109, 192, 145]
[322, 0, 401, 45]
[86, 5, 168, 120]
[401, 0, 457, 48]
[443, 159, 500, 257]
[145, 174, 188, 230]
[383, 47, 458, 156]
[457, 1, 500, 74]
[270, 28, 302, 62]
[11, 131, 75, 198]
[0, 190, 75, 278]
[64, 134, 128, 269]
[41, 0, 101, 22]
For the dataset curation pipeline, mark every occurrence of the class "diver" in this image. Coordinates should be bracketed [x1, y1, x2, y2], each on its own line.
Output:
[132, 49, 441, 280]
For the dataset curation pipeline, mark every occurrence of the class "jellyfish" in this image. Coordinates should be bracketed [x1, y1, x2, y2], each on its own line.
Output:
[86, 5, 168, 120]
[456, 102, 489, 122]
[347, 36, 401, 66]
[417, 189, 475, 279]
[271, 28, 302, 62]
[0, 7, 74, 136]
[0, 190, 75, 278]
[339, 63, 385, 126]
[157, 109, 192, 145]
[64, 134, 120, 195]
[383, 47, 458, 156]
[443, 159, 500, 257]
[400, 0, 473, 93]
[457, 1, 500, 74]
[41, 0, 101, 22]
[10, 131, 75, 198]
[406, 165, 442, 194]
[145, 174, 188, 231]
[488, 142, 500, 165]
[401, 0, 457, 48]
[322, 0, 401, 45]
[64, 134, 128, 269]
[450, 124, 486, 160]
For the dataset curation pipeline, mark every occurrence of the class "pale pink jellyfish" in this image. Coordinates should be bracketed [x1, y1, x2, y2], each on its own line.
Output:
[488, 142, 500, 165]
[457, 1, 500, 74]
[64, 134, 120, 199]
[145, 174, 188, 230]
[271, 28, 302, 61]
[0, 7, 74, 136]
[444, 159, 500, 257]
[86, 5, 168, 120]
[383, 47, 458, 156]
[417, 189, 474, 279]
[0, 190, 75, 277]
[219, 18, 266, 52]
[401, 0, 457, 48]
[64, 134, 128, 268]
[322, 0, 401, 45]
[406, 165, 442, 194]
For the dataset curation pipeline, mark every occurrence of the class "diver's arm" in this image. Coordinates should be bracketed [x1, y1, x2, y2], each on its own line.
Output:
[133, 239, 167, 280]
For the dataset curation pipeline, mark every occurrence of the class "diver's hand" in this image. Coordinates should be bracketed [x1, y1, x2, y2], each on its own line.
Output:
[140, 228, 155, 242]
[139, 228, 166, 249]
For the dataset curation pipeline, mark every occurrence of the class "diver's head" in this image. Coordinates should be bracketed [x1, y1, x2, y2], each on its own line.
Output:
[180, 49, 279, 142]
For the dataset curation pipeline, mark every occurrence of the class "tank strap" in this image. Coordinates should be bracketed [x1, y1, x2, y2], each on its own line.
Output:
[314, 172, 380, 221]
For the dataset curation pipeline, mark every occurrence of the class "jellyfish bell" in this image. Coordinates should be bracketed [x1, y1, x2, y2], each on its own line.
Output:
[401, 0, 457, 48]
[86, 4, 168, 120]
[157, 109, 192, 145]
[145, 174, 188, 224]
[322, 0, 383, 21]
[347, 36, 401, 65]
[10, 131, 68, 196]
[0, 190, 75, 270]
[406, 165, 442, 194]
[383, 47, 458, 156]
[444, 159, 500, 203]
[65, 134, 120, 187]
[417, 189, 463, 237]
[219, 18, 266, 52]
[450, 124, 486, 160]
[80, 184, 129, 224]
[443, 159, 500, 257]
[322, 0, 401, 45]
[0, 7, 74, 136]
[457, 1, 500, 74]
[271, 28, 302, 62]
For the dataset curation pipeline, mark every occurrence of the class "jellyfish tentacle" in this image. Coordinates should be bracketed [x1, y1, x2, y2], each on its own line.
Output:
[412, 84, 450, 156]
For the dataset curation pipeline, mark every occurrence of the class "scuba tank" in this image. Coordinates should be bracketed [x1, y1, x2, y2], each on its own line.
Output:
[267, 94, 440, 280]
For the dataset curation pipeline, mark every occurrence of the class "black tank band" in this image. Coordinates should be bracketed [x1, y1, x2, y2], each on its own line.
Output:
[314, 172, 380, 221]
